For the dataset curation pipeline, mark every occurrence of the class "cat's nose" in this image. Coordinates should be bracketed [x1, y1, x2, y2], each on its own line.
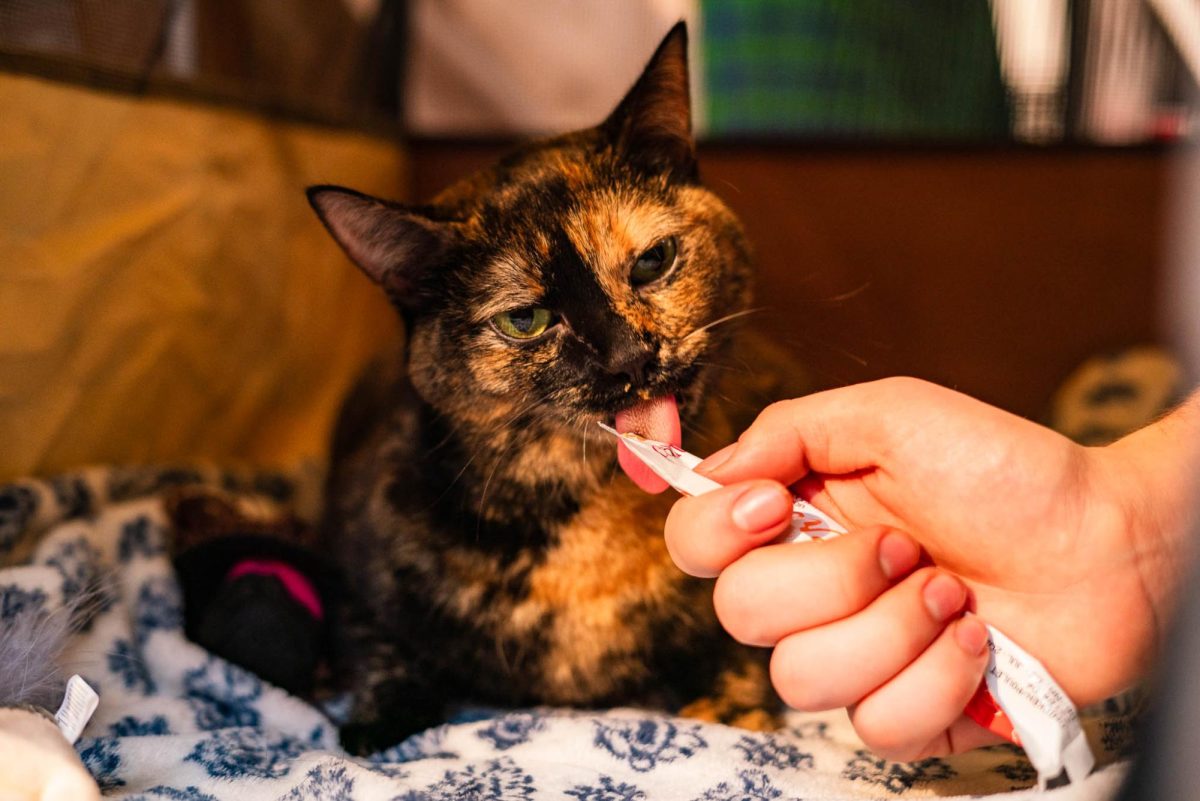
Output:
[604, 342, 655, 384]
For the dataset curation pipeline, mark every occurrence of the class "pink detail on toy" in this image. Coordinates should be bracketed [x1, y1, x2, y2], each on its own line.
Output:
[227, 559, 324, 621]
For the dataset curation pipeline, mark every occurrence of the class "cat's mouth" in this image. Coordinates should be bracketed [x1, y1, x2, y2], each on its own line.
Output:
[560, 360, 709, 490]
[614, 395, 681, 493]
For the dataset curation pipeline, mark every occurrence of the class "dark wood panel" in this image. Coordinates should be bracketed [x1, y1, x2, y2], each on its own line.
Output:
[408, 140, 1169, 418]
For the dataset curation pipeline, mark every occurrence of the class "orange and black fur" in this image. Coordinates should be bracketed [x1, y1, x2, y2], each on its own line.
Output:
[309, 24, 802, 754]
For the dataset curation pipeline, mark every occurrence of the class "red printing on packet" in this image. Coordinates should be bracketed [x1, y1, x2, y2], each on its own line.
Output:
[964, 679, 1017, 743]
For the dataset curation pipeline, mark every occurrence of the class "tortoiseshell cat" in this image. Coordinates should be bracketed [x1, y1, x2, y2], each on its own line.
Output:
[309, 23, 805, 754]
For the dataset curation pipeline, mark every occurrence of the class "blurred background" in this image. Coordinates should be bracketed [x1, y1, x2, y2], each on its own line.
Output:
[1, 0, 1197, 478]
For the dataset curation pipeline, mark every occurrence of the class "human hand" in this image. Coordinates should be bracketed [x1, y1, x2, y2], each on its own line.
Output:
[666, 377, 1197, 760]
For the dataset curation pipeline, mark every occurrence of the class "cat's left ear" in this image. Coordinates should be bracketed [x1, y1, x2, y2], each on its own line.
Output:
[602, 21, 696, 181]
[306, 185, 451, 302]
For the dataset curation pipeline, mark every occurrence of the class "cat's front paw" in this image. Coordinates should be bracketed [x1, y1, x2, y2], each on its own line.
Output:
[677, 696, 783, 732]
[339, 720, 395, 757]
[676, 648, 784, 732]
[339, 709, 443, 757]
[339, 672, 449, 756]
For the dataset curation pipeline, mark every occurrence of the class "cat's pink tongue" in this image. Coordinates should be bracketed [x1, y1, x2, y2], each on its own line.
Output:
[614, 395, 681, 494]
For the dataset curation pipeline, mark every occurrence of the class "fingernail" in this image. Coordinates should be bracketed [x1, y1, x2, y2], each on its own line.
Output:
[730, 484, 791, 533]
[877, 531, 920, 580]
[922, 573, 967, 622]
[955, 617, 989, 656]
[696, 442, 738, 476]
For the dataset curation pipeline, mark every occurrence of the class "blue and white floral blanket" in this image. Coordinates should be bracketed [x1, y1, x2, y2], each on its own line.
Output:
[0, 467, 1135, 800]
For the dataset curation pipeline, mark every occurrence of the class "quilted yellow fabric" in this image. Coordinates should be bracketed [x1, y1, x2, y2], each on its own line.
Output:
[0, 73, 402, 480]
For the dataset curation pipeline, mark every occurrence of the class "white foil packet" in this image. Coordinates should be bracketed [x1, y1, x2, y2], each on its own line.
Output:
[599, 423, 1094, 788]
[597, 423, 844, 542]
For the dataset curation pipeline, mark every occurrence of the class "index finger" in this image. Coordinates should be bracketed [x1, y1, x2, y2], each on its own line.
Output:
[700, 377, 933, 486]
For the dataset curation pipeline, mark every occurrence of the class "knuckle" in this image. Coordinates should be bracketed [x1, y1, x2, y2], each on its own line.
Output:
[752, 400, 797, 435]
[829, 540, 901, 610]
[830, 527, 902, 604]
[861, 523, 898, 540]
[877, 375, 926, 397]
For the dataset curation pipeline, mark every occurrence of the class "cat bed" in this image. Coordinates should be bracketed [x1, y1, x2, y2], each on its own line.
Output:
[0, 465, 1134, 800]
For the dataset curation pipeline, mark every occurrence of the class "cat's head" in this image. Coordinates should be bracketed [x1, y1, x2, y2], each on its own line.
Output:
[308, 24, 751, 478]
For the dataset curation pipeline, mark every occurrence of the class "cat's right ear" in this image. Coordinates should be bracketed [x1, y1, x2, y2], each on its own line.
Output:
[601, 22, 695, 181]
[306, 185, 449, 298]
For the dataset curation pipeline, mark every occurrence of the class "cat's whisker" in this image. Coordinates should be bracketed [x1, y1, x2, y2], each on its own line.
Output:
[423, 449, 483, 513]
[473, 403, 541, 532]
[426, 398, 544, 513]
[427, 416, 463, 453]
[762, 280, 873, 305]
[427, 417, 466, 454]
[693, 359, 753, 377]
[681, 307, 765, 343]
[579, 418, 590, 469]
[475, 450, 510, 536]
[721, 352, 773, 386]
[809, 281, 871, 304]
[681, 418, 722, 445]
[494, 631, 514, 675]
[710, 390, 752, 410]
[783, 335, 870, 368]
[679, 419, 708, 440]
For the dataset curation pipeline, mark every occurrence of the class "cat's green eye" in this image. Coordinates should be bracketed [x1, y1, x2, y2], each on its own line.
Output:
[492, 307, 554, 340]
[630, 237, 678, 287]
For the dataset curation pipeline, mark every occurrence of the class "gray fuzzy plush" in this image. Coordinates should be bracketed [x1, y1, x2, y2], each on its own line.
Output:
[0, 600, 76, 710]
[0, 587, 94, 705]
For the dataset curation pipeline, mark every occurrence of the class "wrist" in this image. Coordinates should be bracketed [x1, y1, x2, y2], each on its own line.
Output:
[1097, 393, 1200, 642]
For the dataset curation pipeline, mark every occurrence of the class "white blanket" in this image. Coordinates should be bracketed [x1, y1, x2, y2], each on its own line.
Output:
[0, 468, 1135, 800]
